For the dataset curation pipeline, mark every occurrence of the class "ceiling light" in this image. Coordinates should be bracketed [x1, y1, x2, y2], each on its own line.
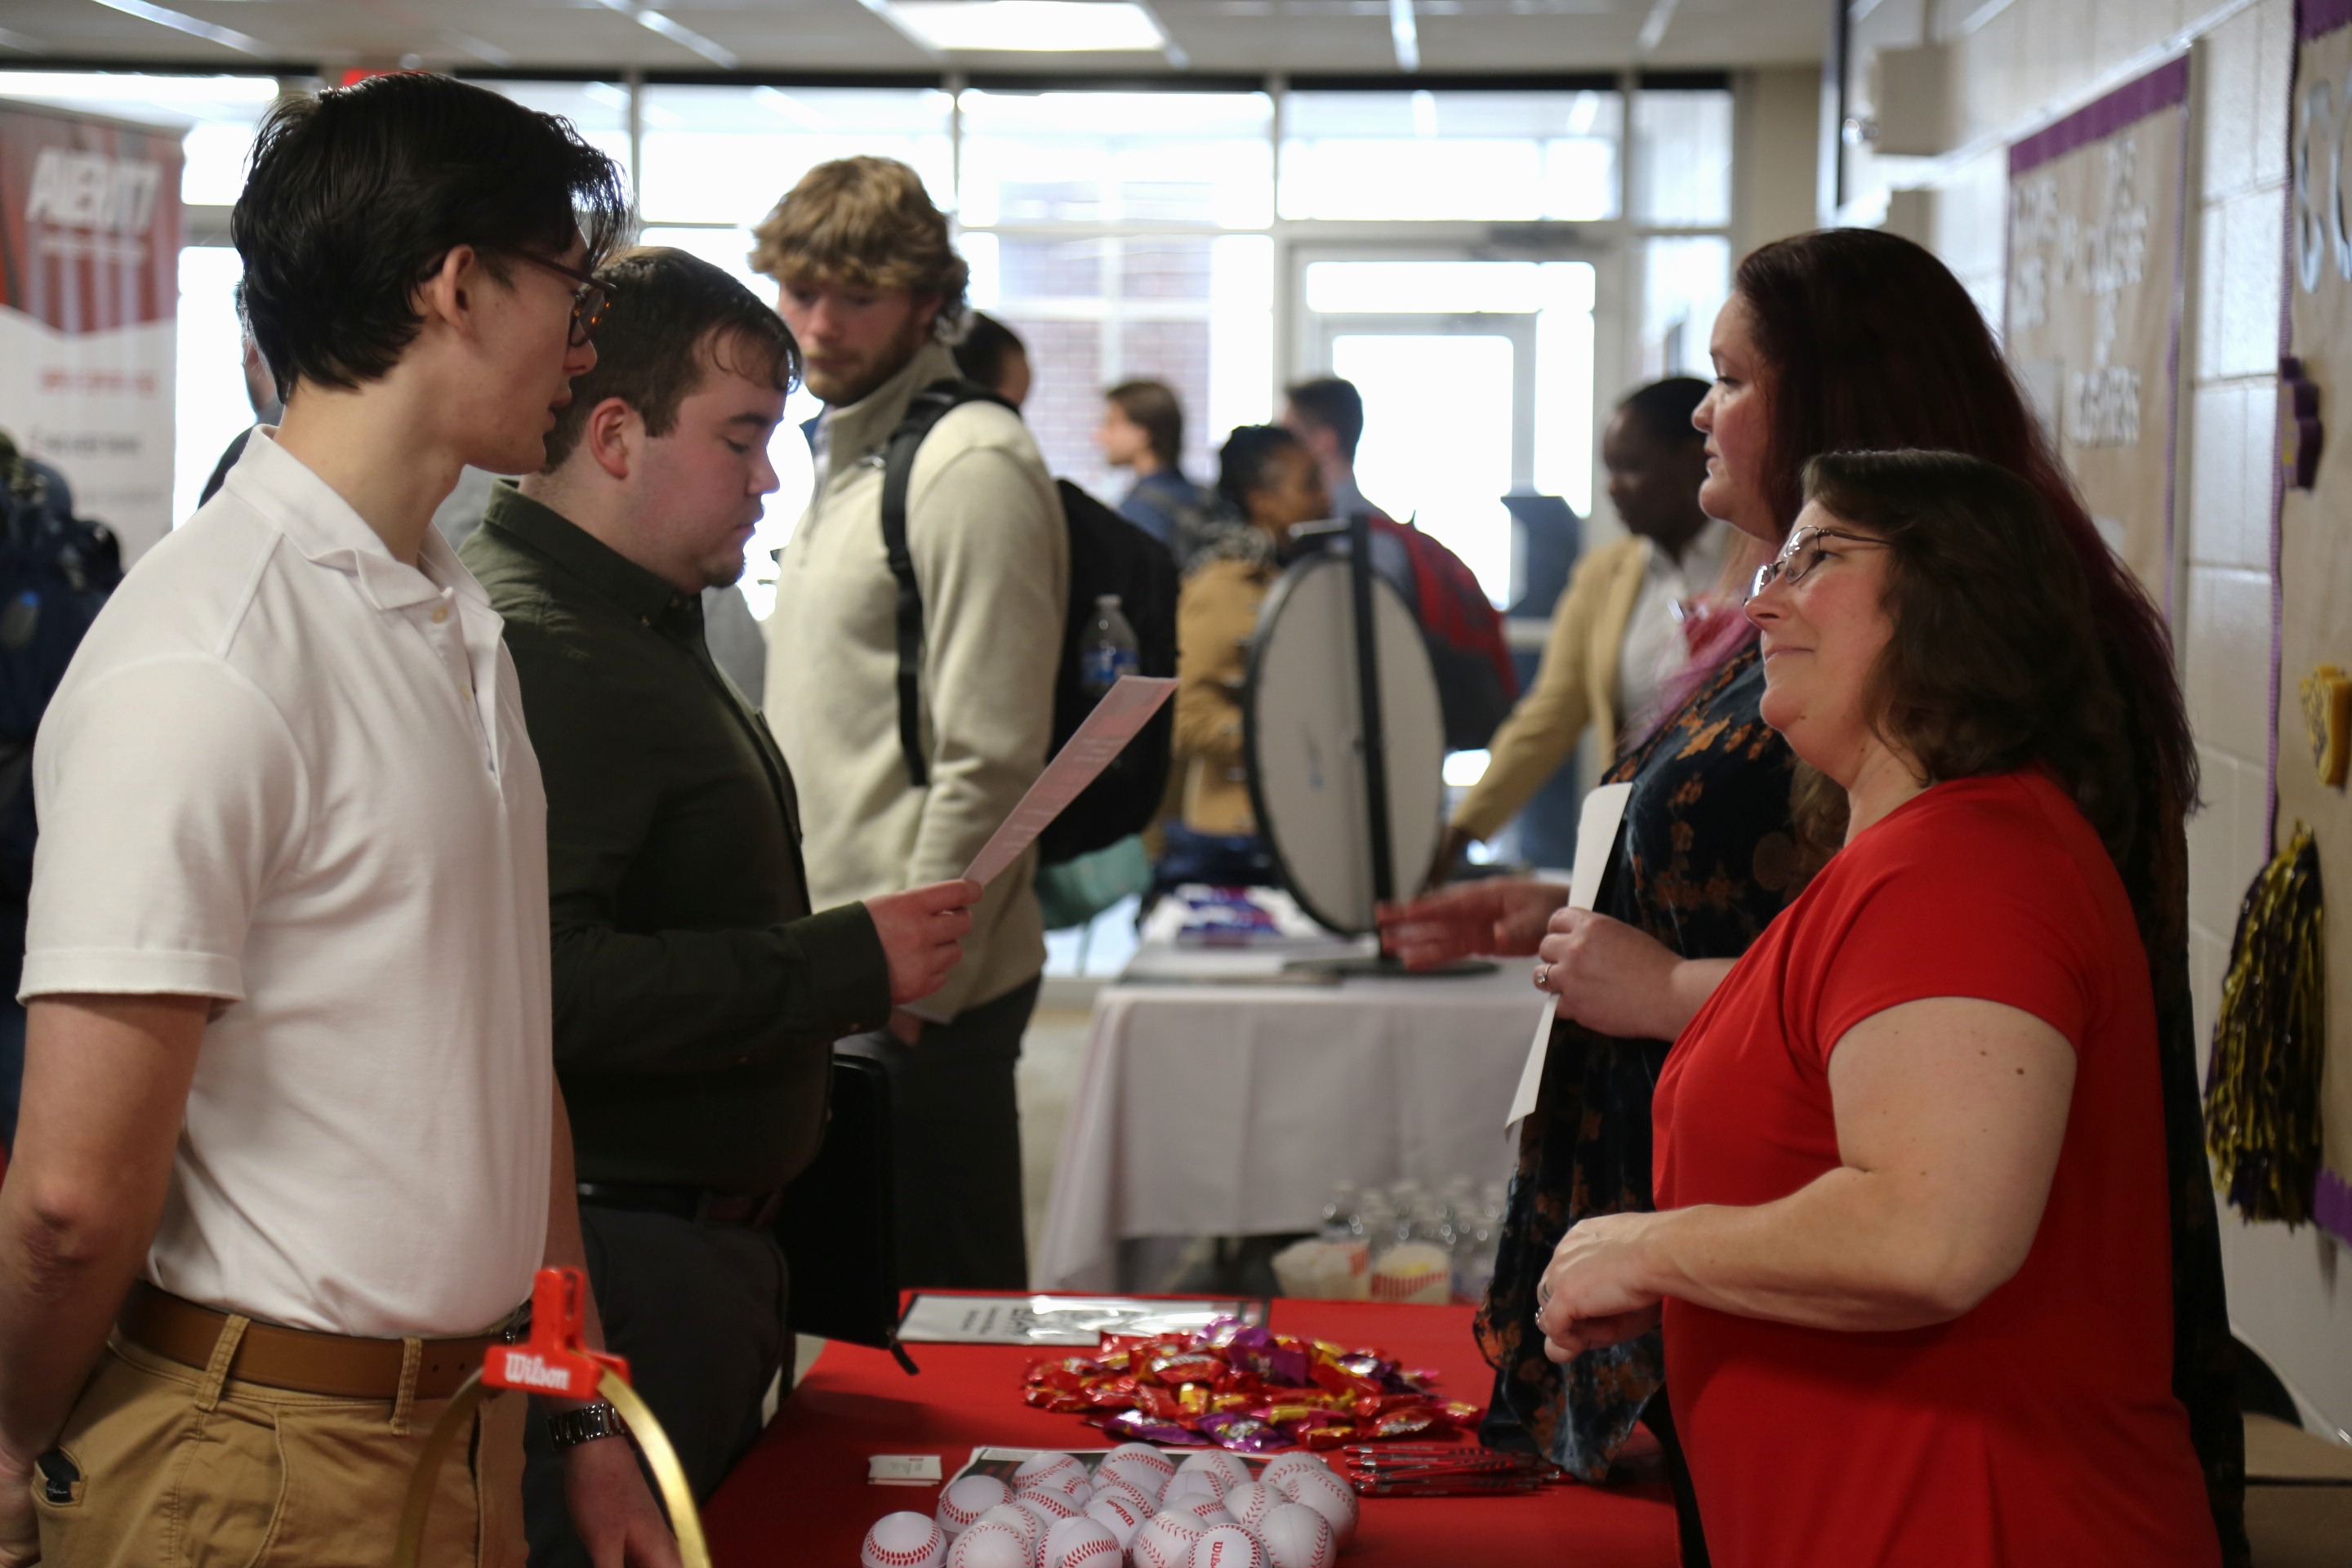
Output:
[1389, 0, 1419, 73]
[887, 2, 1167, 53]
[590, 0, 741, 69]
[89, 0, 265, 55]
[0, 70, 278, 105]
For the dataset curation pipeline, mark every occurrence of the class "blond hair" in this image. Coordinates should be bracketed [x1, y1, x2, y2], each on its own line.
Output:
[749, 156, 969, 334]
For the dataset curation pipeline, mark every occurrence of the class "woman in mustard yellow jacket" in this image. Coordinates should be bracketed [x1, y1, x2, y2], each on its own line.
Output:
[1437, 379, 1731, 876]
[1159, 426, 1331, 883]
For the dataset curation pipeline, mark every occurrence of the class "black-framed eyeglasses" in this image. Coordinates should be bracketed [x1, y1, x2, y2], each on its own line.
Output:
[1749, 524, 1886, 599]
[509, 250, 608, 347]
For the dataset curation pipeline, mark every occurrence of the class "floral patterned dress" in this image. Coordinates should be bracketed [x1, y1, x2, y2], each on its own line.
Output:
[1473, 647, 1801, 1485]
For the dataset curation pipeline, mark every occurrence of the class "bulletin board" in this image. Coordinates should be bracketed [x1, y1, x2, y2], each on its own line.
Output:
[2005, 55, 2190, 614]
[2278, 1, 2352, 1248]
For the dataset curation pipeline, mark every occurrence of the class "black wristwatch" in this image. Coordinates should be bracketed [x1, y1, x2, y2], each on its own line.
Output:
[546, 1400, 630, 1450]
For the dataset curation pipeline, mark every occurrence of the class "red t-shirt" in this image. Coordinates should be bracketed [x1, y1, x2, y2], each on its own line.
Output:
[1653, 772, 2218, 1567]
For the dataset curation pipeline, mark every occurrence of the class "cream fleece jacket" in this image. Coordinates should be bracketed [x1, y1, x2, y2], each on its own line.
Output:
[764, 340, 1068, 1020]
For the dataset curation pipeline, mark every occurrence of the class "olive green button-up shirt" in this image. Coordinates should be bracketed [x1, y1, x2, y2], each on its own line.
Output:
[461, 483, 890, 1194]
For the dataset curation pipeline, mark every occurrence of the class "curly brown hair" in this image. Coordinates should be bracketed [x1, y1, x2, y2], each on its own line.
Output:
[747, 156, 968, 334]
[1802, 449, 2136, 871]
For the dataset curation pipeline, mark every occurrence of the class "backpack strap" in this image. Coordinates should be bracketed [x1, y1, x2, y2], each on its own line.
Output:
[876, 378, 1015, 789]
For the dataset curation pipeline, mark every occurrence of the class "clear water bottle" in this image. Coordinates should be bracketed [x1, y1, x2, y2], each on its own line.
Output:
[1079, 594, 1140, 698]
[1320, 1180, 1361, 1241]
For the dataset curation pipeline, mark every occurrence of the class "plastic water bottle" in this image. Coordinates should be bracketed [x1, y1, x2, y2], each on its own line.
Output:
[1079, 594, 1140, 698]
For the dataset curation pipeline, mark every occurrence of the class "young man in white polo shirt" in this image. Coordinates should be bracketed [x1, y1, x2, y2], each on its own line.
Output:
[0, 75, 675, 1567]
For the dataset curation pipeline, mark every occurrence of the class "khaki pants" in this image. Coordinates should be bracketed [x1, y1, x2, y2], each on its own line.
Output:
[31, 1332, 527, 1567]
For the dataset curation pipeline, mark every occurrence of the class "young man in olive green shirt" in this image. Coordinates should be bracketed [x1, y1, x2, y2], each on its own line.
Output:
[460, 247, 978, 1566]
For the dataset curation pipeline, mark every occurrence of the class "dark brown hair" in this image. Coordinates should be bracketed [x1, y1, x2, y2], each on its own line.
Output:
[1802, 450, 2136, 867]
[541, 247, 800, 471]
[1732, 229, 2195, 947]
[1107, 379, 1185, 469]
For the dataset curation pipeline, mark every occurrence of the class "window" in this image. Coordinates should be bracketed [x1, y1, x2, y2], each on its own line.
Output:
[638, 84, 954, 225]
[1641, 235, 1732, 380]
[958, 92, 1276, 496]
[957, 91, 1272, 227]
[1279, 90, 1622, 223]
[1633, 90, 1733, 227]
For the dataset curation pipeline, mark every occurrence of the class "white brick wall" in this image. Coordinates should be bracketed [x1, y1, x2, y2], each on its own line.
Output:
[1851, 0, 2352, 1439]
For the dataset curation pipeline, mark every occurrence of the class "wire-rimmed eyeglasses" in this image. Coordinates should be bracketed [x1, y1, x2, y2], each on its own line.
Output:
[1749, 524, 1886, 599]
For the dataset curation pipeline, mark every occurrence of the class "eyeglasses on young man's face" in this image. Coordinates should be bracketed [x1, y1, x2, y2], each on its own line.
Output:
[507, 250, 609, 347]
[1749, 523, 1886, 599]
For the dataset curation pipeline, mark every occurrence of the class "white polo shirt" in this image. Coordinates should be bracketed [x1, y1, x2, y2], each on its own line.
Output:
[21, 430, 552, 1339]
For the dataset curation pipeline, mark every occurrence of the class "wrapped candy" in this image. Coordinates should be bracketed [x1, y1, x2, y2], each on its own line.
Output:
[1019, 1318, 1467, 1455]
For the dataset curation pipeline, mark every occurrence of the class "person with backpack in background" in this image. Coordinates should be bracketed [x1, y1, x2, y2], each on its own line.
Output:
[1282, 376, 1517, 759]
[0, 434, 118, 1160]
[1160, 425, 1329, 890]
[752, 156, 1067, 1290]
[1097, 380, 1218, 564]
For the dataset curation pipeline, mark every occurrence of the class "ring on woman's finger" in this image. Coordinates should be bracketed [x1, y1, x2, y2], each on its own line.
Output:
[1534, 962, 1551, 987]
[1537, 1278, 1552, 1307]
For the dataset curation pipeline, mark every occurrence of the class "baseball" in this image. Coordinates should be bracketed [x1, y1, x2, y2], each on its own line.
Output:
[1082, 1490, 1150, 1551]
[1041, 1516, 1123, 1568]
[1258, 1503, 1337, 1568]
[1013, 1452, 1086, 1493]
[1132, 1508, 1210, 1568]
[1269, 1464, 1356, 1548]
[975, 1503, 1045, 1562]
[1163, 1471, 1223, 1512]
[1174, 1450, 1250, 1496]
[1106, 1442, 1178, 1481]
[1097, 1454, 1168, 1498]
[1258, 1454, 1334, 1493]
[947, 1520, 1031, 1568]
[1018, 1490, 1084, 1526]
[939, 1475, 1013, 1537]
[1175, 1495, 1236, 1526]
[1094, 1472, 1160, 1515]
[863, 1512, 949, 1568]
[1189, 1523, 1270, 1568]
[1221, 1481, 1284, 1536]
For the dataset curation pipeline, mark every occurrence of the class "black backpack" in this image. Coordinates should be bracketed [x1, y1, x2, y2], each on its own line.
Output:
[879, 379, 1178, 865]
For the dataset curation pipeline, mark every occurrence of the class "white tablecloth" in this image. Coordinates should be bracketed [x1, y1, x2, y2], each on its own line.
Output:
[1031, 938, 1546, 1291]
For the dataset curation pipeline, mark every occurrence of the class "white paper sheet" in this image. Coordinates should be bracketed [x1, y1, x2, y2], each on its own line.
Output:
[961, 675, 1178, 887]
[1504, 782, 1634, 1134]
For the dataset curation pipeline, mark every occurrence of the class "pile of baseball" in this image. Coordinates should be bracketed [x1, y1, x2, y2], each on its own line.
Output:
[860, 1445, 1359, 1568]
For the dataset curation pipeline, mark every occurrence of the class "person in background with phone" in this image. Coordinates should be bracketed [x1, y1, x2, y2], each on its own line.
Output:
[459, 246, 978, 1564]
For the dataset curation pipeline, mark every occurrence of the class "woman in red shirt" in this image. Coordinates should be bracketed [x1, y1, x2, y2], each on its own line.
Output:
[1533, 450, 2221, 1566]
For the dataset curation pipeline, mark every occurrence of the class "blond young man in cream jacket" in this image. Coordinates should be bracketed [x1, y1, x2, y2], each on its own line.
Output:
[757, 157, 1067, 1290]
[1439, 378, 1724, 877]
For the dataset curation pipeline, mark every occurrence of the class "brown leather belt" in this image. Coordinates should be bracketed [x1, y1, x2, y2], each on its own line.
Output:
[118, 1282, 507, 1401]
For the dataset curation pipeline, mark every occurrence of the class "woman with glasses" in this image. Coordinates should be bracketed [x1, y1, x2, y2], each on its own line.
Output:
[1377, 227, 2239, 1567]
[1533, 450, 2221, 1566]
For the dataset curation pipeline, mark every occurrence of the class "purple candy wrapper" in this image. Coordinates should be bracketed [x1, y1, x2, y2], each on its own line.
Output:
[1199, 1412, 1291, 1454]
[1103, 1410, 1209, 1446]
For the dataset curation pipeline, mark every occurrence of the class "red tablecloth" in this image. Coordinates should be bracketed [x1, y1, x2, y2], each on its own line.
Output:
[703, 1298, 1677, 1566]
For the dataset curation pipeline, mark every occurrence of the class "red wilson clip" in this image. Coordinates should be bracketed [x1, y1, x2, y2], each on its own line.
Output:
[480, 1267, 630, 1400]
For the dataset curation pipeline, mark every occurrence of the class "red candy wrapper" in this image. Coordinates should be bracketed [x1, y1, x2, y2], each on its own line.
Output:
[1019, 1314, 1455, 1454]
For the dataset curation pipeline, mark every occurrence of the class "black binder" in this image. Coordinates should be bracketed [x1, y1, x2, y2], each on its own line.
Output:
[772, 1054, 919, 1374]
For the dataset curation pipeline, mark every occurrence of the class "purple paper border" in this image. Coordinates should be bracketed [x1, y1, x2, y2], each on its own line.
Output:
[2010, 56, 2190, 176]
[2304, 0, 2352, 42]
[2316, 1168, 2352, 1248]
